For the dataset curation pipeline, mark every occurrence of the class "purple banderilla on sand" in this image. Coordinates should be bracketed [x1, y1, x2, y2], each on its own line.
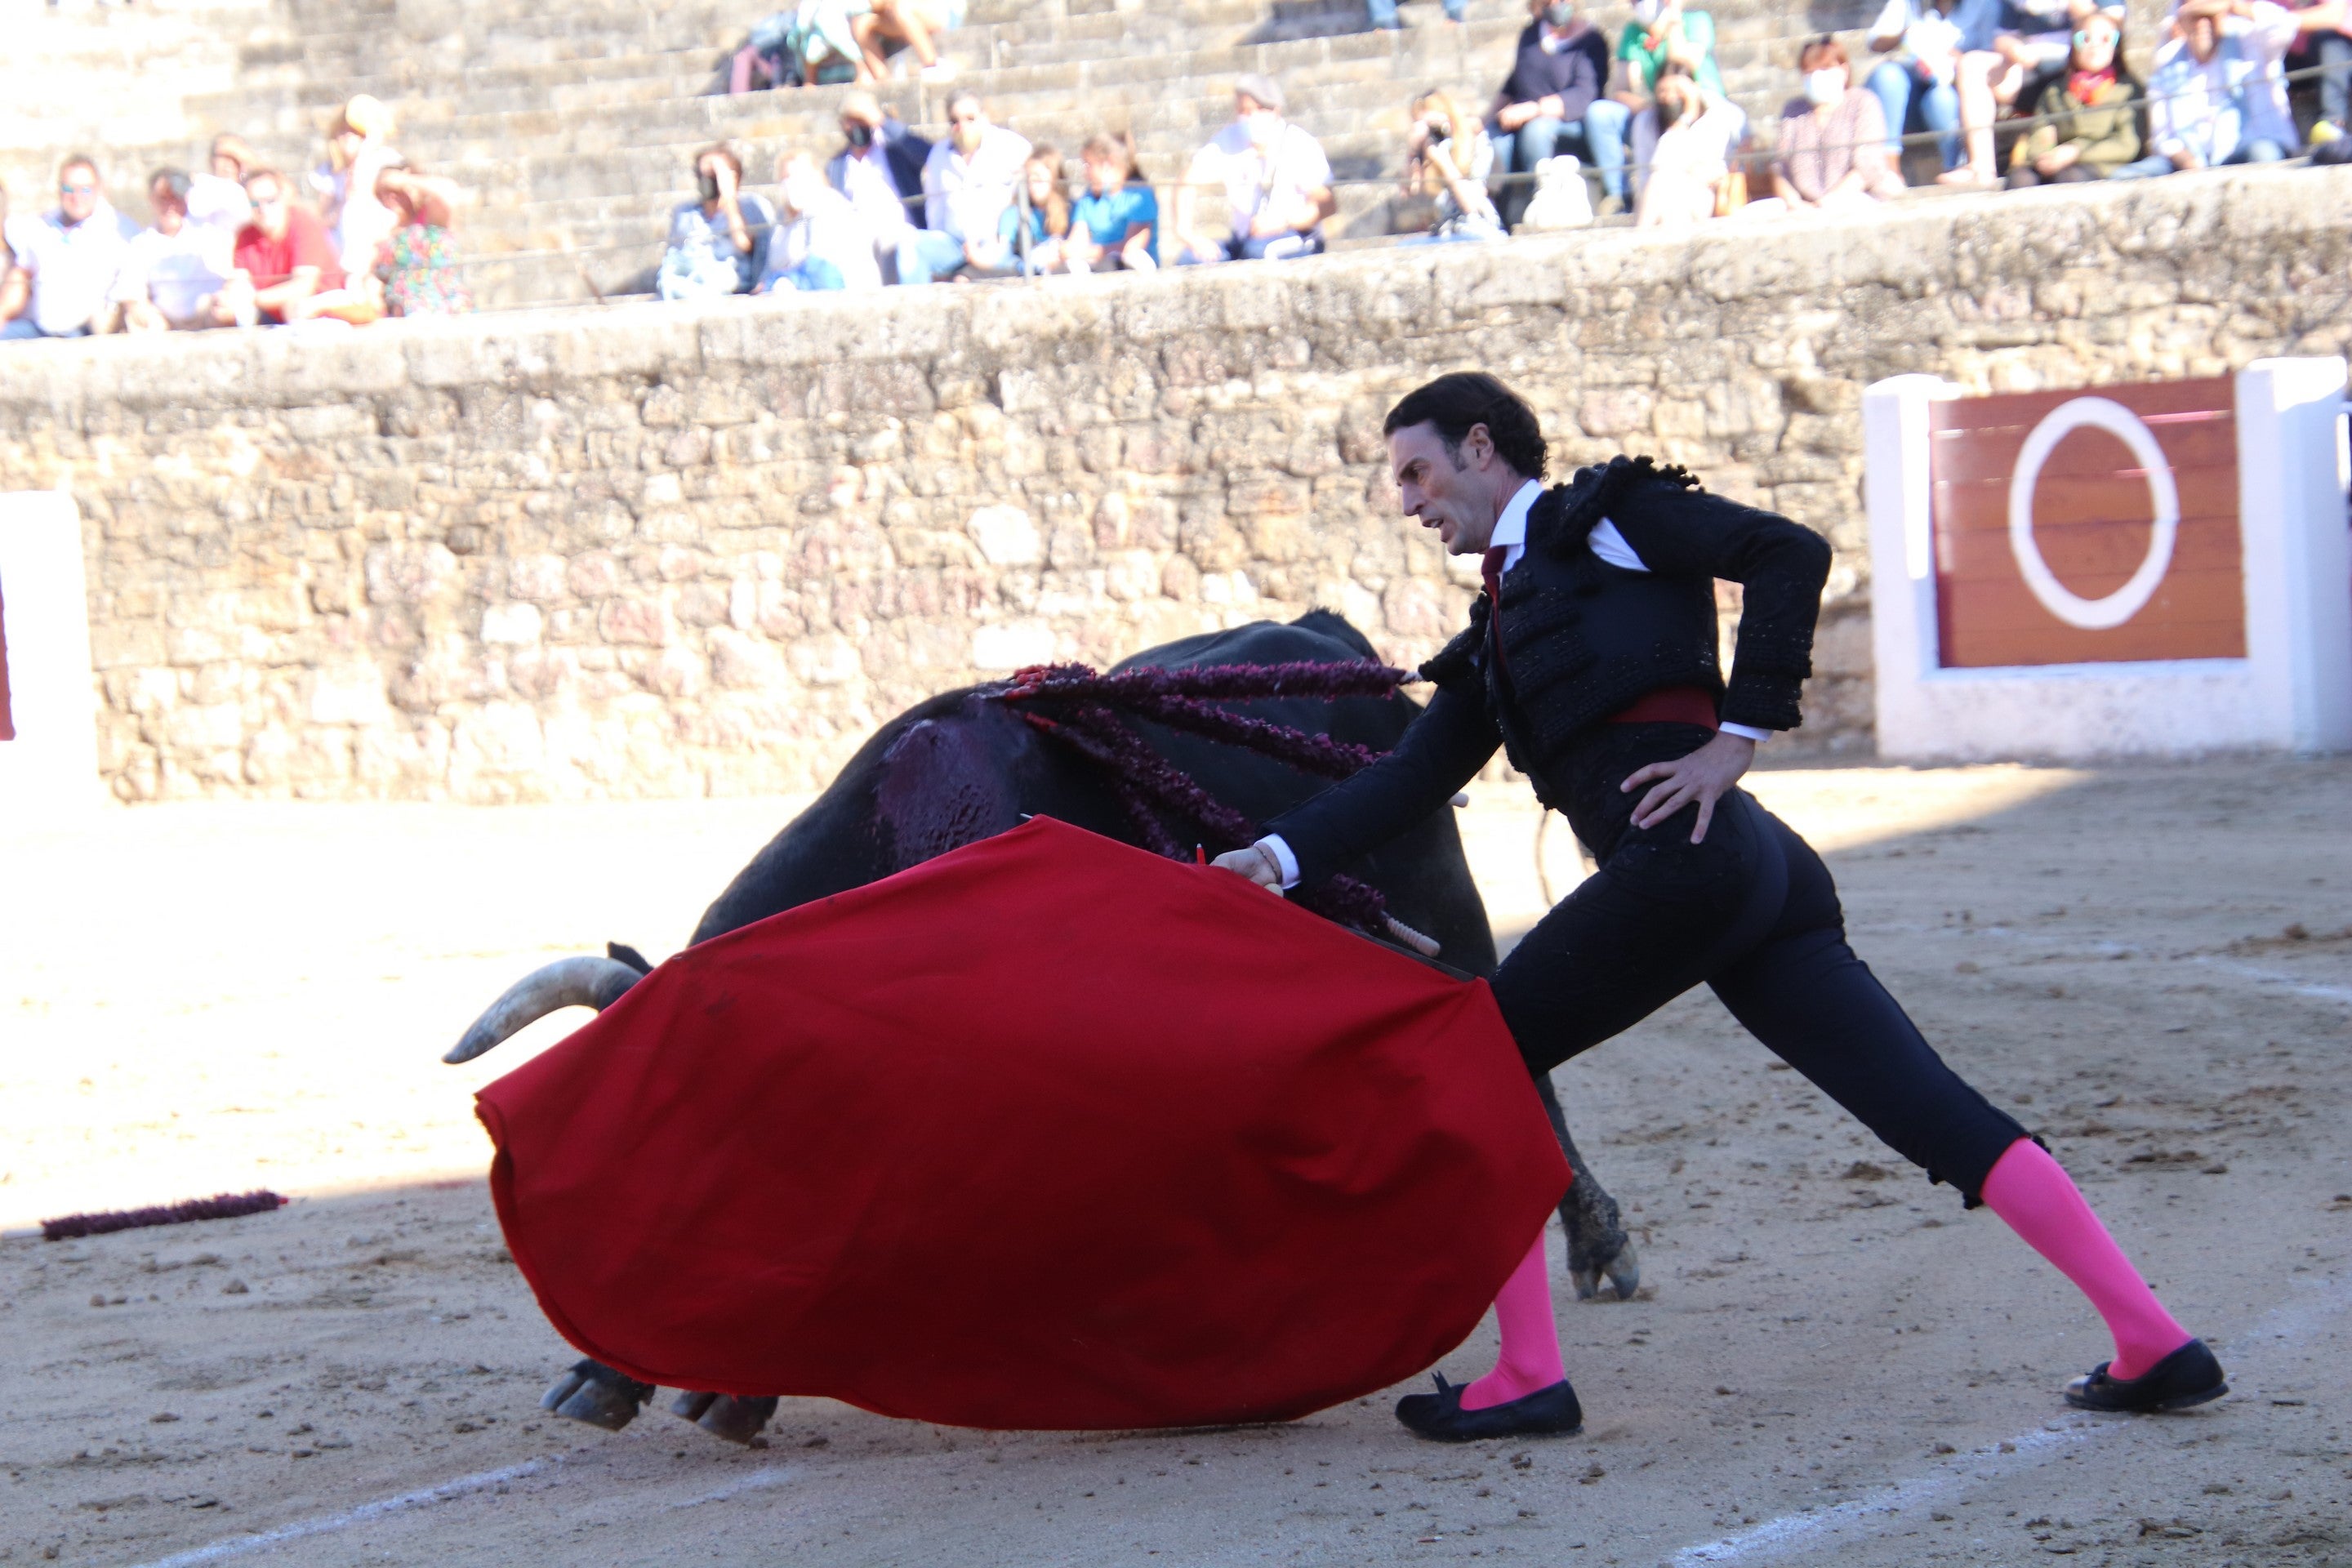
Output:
[41, 1190, 287, 1241]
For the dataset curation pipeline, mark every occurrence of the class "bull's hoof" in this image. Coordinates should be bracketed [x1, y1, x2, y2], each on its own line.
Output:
[541, 1359, 655, 1432]
[670, 1390, 780, 1446]
[1570, 1236, 1641, 1302]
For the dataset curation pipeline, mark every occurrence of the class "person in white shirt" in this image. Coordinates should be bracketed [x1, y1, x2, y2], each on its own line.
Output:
[113, 169, 236, 332]
[903, 90, 1031, 285]
[189, 134, 256, 238]
[757, 151, 884, 293]
[827, 91, 931, 283]
[310, 95, 403, 283]
[1172, 74, 1336, 265]
[1, 154, 137, 341]
[2114, 0, 2299, 175]
[1628, 65, 1744, 225]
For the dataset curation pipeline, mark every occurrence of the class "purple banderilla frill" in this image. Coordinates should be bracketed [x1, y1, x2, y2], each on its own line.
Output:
[41, 1189, 287, 1241]
[991, 659, 1440, 953]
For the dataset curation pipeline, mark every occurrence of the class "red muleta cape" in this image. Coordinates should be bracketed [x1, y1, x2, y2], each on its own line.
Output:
[476, 816, 1567, 1431]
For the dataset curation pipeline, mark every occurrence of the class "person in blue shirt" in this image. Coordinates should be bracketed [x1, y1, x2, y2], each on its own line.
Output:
[1068, 132, 1160, 271]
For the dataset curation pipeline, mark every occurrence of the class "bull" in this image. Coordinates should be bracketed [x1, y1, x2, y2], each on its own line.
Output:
[446, 611, 1640, 1446]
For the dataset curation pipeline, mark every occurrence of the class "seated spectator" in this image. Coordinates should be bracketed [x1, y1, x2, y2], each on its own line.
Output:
[758, 151, 884, 292]
[904, 91, 1031, 284]
[975, 149, 1073, 276]
[192, 133, 256, 235]
[1490, 0, 1631, 225]
[224, 167, 375, 325]
[374, 163, 474, 316]
[112, 169, 234, 332]
[1398, 90, 1504, 241]
[1769, 37, 1909, 210]
[1067, 132, 1160, 271]
[828, 91, 932, 283]
[1945, 0, 2126, 185]
[2002, 11, 2142, 185]
[1369, 0, 1465, 31]
[312, 96, 403, 283]
[1615, 0, 1728, 100]
[0, 154, 136, 341]
[1629, 64, 1744, 225]
[856, 0, 963, 83]
[1173, 74, 1335, 264]
[1865, 0, 1998, 172]
[2298, 0, 2351, 144]
[660, 143, 775, 301]
[2115, 0, 2298, 174]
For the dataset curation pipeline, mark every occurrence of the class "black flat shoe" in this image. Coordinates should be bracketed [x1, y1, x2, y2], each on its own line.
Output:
[2064, 1338, 2228, 1413]
[1396, 1373, 1584, 1442]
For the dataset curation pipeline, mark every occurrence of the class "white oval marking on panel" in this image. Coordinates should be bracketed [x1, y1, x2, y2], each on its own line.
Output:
[2005, 397, 2180, 630]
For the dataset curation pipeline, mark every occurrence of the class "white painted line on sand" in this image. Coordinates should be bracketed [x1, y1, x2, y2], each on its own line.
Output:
[666, 1464, 798, 1510]
[124, 1457, 558, 1568]
[2194, 956, 2352, 1004]
[1669, 1273, 2350, 1566]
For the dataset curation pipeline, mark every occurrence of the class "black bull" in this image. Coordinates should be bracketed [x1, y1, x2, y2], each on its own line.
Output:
[449, 610, 1640, 1445]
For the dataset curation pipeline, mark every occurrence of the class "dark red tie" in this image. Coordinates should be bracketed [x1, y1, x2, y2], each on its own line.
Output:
[1481, 546, 1510, 675]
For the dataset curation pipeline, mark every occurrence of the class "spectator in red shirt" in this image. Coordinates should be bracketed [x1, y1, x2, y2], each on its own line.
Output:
[222, 167, 363, 326]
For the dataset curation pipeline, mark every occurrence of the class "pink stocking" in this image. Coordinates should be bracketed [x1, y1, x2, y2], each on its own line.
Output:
[1980, 1138, 2193, 1380]
[1459, 1230, 1566, 1410]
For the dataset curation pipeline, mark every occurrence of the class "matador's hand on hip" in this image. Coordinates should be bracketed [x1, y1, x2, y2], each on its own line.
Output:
[1619, 731, 1757, 844]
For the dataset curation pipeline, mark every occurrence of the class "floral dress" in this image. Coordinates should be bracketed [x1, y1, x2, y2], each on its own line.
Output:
[378, 223, 473, 316]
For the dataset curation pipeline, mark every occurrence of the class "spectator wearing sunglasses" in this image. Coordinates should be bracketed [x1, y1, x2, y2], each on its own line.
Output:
[906, 90, 1030, 284]
[0, 154, 137, 341]
[2114, 0, 2298, 175]
[2002, 11, 2143, 185]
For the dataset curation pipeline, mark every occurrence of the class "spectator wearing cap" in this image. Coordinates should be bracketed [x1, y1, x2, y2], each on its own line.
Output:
[0, 154, 137, 341]
[1768, 37, 1908, 210]
[904, 90, 1031, 284]
[660, 142, 776, 301]
[828, 91, 933, 282]
[2114, 0, 2298, 174]
[1490, 0, 1631, 225]
[112, 169, 236, 332]
[1999, 10, 2142, 185]
[1172, 74, 1335, 265]
[760, 150, 884, 292]
[313, 95, 403, 282]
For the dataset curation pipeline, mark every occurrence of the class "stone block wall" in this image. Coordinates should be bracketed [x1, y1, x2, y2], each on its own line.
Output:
[2, 167, 2348, 803]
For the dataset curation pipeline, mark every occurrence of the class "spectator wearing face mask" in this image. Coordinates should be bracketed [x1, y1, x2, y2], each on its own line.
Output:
[1399, 89, 1504, 242]
[906, 91, 1031, 284]
[1864, 0, 1998, 171]
[1768, 37, 1909, 210]
[660, 143, 776, 301]
[1067, 132, 1160, 272]
[760, 150, 885, 292]
[1628, 62, 1743, 226]
[827, 92, 933, 284]
[112, 169, 235, 332]
[1490, 0, 1631, 225]
[2114, 0, 2298, 174]
[1, 154, 138, 341]
[2001, 11, 2142, 185]
[1173, 75, 1335, 264]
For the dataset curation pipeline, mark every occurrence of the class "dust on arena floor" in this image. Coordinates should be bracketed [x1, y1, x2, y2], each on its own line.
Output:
[5, 758, 2349, 1568]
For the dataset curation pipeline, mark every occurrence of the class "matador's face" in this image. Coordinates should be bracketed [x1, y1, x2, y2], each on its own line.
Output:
[1389, 421, 1498, 557]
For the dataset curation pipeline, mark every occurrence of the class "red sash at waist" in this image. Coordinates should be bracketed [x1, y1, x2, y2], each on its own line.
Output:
[1606, 686, 1719, 728]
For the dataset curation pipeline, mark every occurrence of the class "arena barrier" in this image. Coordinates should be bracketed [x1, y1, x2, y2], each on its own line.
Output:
[0, 489, 100, 812]
[1863, 359, 2352, 763]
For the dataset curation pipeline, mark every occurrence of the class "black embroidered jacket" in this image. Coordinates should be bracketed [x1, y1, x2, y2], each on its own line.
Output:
[1268, 456, 1832, 887]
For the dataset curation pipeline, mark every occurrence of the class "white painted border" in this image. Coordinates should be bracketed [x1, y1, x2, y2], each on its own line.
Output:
[1864, 359, 2352, 762]
[0, 488, 100, 813]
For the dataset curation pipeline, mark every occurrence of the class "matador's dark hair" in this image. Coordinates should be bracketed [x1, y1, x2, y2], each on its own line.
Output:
[1382, 372, 1548, 482]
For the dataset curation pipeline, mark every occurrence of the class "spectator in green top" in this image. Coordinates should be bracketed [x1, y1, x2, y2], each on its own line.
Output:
[1614, 0, 1725, 98]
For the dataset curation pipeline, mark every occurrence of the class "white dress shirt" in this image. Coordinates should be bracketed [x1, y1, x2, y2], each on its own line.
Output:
[1257, 478, 1768, 889]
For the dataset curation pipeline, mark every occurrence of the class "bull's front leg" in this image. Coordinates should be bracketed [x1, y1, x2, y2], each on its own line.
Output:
[1534, 1075, 1640, 1301]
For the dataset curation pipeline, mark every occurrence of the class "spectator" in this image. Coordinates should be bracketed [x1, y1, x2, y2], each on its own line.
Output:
[1490, 0, 1631, 225]
[2002, 11, 2142, 185]
[906, 91, 1031, 284]
[224, 167, 369, 325]
[1173, 74, 1335, 264]
[1067, 131, 1160, 271]
[0, 154, 136, 341]
[968, 148, 1070, 275]
[112, 169, 234, 332]
[829, 91, 932, 281]
[1865, 0, 1998, 172]
[1628, 63, 1743, 225]
[374, 163, 474, 316]
[191, 133, 256, 235]
[1615, 0, 1727, 100]
[856, 0, 963, 82]
[1769, 37, 1909, 210]
[758, 150, 884, 292]
[1399, 89, 1504, 241]
[2295, 0, 2350, 144]
[2115, 0, 2298, 175]
[1944, 0, 2126, 185]
[659, 143, 774, 301]
[312, 95, 403, 283]
[1369, 0, 1465, 31]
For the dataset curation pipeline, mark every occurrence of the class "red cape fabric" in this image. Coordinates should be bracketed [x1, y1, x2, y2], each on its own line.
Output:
[476, 817, 1567, 1431]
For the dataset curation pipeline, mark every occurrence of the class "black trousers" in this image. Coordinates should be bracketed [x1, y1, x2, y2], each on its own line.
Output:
[1490, 788, 2029, 1205]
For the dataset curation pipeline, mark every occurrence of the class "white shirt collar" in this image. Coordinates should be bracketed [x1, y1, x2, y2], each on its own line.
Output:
[1486, 479, 1544, 555]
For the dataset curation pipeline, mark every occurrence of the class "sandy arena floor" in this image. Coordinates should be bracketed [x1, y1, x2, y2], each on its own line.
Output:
[3, 758, 2349, 1567]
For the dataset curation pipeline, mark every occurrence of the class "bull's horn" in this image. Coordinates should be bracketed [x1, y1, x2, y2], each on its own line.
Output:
[443, 956, 644, 1064]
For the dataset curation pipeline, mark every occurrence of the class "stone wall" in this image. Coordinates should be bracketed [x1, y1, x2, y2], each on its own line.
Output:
[3, 167, 2348, 803]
